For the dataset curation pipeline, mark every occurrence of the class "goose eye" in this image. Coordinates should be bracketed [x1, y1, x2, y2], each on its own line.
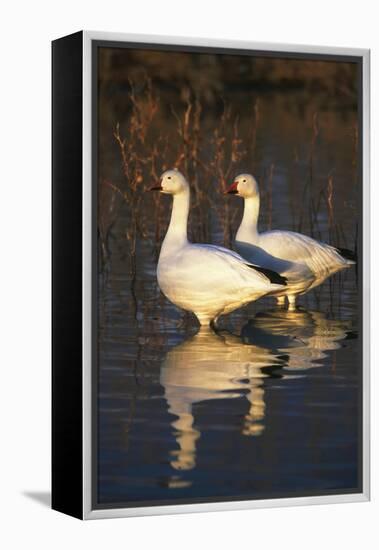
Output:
[243, 179, 246, 183]
[167, 176, 171, 180]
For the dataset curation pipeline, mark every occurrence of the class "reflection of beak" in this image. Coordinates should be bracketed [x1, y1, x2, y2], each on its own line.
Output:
[224, 181, 239, 195]
[149, 179, 163, 191]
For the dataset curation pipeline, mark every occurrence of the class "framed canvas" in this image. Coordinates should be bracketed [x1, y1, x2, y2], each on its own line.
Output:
[52, 30, 370, 520]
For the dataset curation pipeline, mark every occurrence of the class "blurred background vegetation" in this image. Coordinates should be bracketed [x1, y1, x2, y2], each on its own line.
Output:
[99, 48, 358, 105]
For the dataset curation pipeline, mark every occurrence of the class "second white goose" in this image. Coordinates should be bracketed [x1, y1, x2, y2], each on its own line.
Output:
[150, 170, 287, 326]
[225, 174, 355, 310]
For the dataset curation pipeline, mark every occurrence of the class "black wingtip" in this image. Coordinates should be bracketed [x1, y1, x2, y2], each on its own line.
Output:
[337, 247, 357, 262]
[247, 264, 287, 285]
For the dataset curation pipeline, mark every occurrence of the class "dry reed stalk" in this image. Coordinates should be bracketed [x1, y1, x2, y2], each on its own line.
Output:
[98, 179, 124, 268]
[250, 98, 260, 168]
[298, 112, 319, 236]
[189, 98, 209, 241]
[210, 106, 247, 247]
[112, 78, 160, 319]
[326, 174, 335, 242]
[171, 96, 209, 242]
[288, 146, 300, 231]
[267, 163, 274, 230]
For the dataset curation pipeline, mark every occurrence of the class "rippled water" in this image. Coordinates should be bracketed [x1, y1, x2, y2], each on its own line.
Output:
[97, 262, 360, 507]
[96, 89, 360, 507]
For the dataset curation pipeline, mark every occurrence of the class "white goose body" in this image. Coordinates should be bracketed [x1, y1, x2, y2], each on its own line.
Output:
[226, 174, 355, 309]
[152, 170, 287, 326]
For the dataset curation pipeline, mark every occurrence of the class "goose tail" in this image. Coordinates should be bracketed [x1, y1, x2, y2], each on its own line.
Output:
[247, 264, 288, 286]
[336, 247, 357, 264]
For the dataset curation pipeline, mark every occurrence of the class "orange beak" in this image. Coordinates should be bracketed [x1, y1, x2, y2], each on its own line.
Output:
[225, 181, 239, 195]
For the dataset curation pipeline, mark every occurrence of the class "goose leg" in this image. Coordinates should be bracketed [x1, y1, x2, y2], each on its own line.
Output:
[276, 296, 286, 307]
[288, 295, 297, 311]
[210, 317, 220, 332]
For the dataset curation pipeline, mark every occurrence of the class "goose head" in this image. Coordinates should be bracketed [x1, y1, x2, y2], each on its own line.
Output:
[150, 169, 189, 195]
[225, 173, 259, 198]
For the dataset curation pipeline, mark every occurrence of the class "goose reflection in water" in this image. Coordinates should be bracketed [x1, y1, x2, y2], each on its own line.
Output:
[160, 308, 352, 473]
[242, 309, 352, 369]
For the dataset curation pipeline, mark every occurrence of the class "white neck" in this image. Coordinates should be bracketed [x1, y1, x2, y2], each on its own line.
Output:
[236, 195, 260, 243]
[161, 189, 190, 254]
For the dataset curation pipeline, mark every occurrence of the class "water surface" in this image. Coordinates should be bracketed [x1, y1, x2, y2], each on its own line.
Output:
[97, 266, 359, 506]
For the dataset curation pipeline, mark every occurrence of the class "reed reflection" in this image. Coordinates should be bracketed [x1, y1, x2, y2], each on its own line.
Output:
[160, 309, 352, 473]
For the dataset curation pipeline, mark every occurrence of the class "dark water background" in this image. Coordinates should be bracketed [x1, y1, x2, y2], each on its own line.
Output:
[96, 50, 361, 506]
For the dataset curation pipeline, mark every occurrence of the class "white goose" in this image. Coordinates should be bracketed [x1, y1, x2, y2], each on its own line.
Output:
[226, 174, 355, 310]
[150, 170, 287, 326]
